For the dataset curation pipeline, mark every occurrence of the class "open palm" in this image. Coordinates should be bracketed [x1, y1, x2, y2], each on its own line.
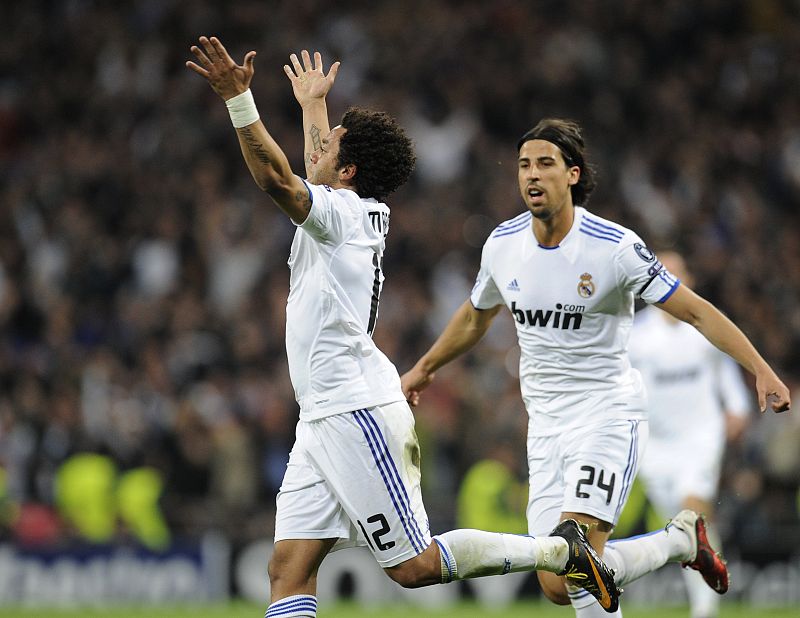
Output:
[284, 50, 340, 107]
[186, 36, 255, 101]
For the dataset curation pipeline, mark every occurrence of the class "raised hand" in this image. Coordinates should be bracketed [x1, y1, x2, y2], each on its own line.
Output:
[284, 50, 340, 107]
[187, 36, 256, 100]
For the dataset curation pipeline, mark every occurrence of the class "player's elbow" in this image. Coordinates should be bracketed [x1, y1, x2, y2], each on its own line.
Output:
[253, 170, 289, 195]
[683, 299, 716, 330]
[679, 308, 703, 329]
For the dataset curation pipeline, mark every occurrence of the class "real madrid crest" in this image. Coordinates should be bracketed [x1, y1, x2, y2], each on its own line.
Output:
[577, 273, 595, 298]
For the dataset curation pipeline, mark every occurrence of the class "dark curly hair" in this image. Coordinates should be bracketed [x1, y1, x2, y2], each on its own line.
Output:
[517, 118, 597, 206]
[336, 107, 416, 201]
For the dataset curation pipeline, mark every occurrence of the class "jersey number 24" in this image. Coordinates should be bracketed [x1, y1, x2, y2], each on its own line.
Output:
[576, 465, 616, 505]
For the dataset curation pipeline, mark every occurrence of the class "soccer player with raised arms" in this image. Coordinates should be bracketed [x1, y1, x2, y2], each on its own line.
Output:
[402, 118, 791, 617]
[628, 251, 752, 618]
[188, 39, 620, 618]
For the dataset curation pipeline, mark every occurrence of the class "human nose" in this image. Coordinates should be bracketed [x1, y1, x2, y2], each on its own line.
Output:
[523, 166, 539, 181]
[310, 151, 320, 164]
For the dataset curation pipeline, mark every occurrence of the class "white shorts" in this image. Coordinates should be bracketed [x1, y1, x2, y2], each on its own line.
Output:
[526, 419, 648, 536]
[637, 434, 724, 516]
[274, 401, 432, 568]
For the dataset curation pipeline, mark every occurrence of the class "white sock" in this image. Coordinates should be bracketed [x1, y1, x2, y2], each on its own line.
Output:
[568, 582, 624, 617]
[432, 529, 568, 582]
[265, 594, 317, 618]
[603, 526, 692, 587]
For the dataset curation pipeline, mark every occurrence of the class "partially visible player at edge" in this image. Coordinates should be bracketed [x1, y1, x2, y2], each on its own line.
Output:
[628, 251, 753, 618]
[401, 118, 791, 618]
[187, 37, 621, 618]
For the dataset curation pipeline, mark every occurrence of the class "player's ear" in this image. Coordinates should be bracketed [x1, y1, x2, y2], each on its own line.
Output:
[340, 163, 357, 181]
[567, 165, 580, 186]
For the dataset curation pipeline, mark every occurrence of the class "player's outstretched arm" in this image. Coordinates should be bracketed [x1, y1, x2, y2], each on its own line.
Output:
[187, 36, 311, 223]
[402, 301, 501, 406]
[717, 355, 752, 441]
[658, 284, 791, 413]
[284, 50, 340, 179]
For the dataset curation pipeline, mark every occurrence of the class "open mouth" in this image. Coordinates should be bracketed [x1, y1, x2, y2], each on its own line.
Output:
[528, 188, 544, 198]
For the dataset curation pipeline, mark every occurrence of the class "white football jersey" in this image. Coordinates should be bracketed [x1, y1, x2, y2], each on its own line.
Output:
[285, 181, 404, 421]
[628, 306, 751, 443]
[471, 207, 679, 435]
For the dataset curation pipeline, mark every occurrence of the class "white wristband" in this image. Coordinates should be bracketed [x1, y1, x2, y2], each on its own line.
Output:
[225, 89, 260, 128]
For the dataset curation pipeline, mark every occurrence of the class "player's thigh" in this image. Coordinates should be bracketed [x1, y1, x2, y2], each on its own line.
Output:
[642, 436, 722, 517]
[638, 440, 681, 517]
[275, 431, 355, 547]
[526, 420, 648, 537]
[306, 403, 432, 568]
[526, 432, 569, 537]
[560, 419, 648, 528]
[674, 436, 724, 504]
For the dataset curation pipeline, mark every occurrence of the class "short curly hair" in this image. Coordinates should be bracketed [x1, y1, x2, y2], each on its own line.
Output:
[336, 107, 416, 201]
[517, 118, 597, 206]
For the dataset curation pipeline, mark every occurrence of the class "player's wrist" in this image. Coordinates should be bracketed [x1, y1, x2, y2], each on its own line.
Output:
[226, 89, 260, 128]
[417, 359, 437, 379]
[299, 97, 327, 110]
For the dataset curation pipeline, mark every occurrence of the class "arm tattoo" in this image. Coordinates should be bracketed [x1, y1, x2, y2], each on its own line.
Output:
[309, 124, 322, 152]
[239, 127, 272, 165]
[295, 190, 312, 216]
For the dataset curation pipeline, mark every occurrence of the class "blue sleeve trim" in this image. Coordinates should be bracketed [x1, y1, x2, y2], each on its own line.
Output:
[657, 279, 681, 303]
[292, 179, 316, 227]
[301, 179, 314, 204]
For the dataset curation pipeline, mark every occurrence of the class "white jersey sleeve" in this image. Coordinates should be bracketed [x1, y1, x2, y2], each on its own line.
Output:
[297, 180, 360, 244]
[716, 354, 752, 418]
[470, 241, 505, 309]
[615, 238, 680, 304]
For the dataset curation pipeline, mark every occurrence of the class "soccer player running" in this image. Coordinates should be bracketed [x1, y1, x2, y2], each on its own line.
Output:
[401, 119, 791, 618]
[627, 251, 752, 618]
[187, 39, 620, 618]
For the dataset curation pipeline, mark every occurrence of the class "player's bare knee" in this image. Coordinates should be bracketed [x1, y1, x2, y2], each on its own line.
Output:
[540, 584, 571, 605]
[385, 566, 424, 588]
[538, 572, 570, 605]
[267, 551, 289, 587]
[268, 545, 309, 591]
[384, 553, 440, 588]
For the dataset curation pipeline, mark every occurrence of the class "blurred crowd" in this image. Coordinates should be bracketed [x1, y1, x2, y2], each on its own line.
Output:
[1, 0, 799, 561]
